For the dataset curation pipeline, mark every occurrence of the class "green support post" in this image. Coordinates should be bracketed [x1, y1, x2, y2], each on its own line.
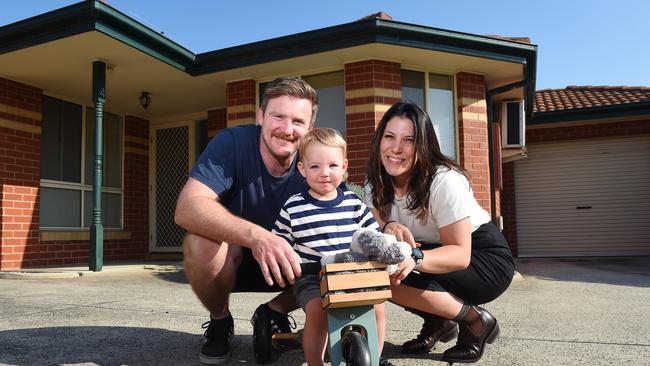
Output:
[90, 60, 105, 271]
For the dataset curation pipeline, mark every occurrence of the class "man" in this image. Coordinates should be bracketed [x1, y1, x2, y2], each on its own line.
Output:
[175, 77, 317, 364]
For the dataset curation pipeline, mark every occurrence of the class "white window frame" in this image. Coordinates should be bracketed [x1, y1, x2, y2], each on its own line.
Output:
[501, 100, 526, 148]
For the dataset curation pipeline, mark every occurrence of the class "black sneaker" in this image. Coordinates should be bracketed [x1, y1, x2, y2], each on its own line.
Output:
[199, 315, 234, 365]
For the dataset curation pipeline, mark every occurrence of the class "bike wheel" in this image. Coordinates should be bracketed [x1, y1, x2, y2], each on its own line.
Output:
[341, 331, 372, 366]
[252, 310, 277, 364]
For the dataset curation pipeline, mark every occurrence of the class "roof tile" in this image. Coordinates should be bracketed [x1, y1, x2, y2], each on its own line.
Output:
[534, 86, 650, 112]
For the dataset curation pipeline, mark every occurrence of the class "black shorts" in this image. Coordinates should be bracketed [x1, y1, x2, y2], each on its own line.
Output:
[401, 223, 515, 305]
[232, 247, 293, 293]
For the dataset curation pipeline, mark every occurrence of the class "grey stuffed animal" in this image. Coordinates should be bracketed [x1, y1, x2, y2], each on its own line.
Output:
[321, 228, 411, 274]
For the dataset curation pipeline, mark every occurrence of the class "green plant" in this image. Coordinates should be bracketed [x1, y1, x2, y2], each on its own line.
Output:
[346, 182, 365, 200]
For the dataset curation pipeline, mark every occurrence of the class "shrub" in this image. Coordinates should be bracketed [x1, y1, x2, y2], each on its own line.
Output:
[346, 182, 365, 200]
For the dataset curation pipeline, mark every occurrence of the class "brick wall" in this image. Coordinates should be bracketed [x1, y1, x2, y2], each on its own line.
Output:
[120, 115, 150, 260]
[207, 107, 227, 138]
[0, 77, 43, 270]
[456, 72, 491, 213]
[227, 79, 256, 127]
[344, 60, 401, 184]
[526, 118, 650, 143]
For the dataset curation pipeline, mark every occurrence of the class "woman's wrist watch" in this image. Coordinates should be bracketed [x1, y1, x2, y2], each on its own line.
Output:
[411, 247, 424, 271]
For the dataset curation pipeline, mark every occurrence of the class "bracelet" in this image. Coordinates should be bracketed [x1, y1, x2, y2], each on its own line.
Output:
[382, 220, 397, 233]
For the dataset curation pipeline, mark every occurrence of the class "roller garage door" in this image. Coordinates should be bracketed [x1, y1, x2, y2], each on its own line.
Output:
[514, 136, 650, 257]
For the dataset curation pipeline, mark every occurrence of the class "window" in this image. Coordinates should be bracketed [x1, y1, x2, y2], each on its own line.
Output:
[401, 70, 456, 159]
[428, 73, 455, 159]
[40, 96, 123, 229]
[501, 100, 525, 147]
[302, 71, 345, 137]
[258, 70, 346, 137]
[401, 70, 425, 107]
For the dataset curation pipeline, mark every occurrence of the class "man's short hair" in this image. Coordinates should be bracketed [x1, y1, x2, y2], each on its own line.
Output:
[260, 77, 318, 125]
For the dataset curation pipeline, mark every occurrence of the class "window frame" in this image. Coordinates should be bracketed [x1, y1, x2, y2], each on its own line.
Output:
[256, 68, 346, 133]
[39, 94, 125, 230]
[401, 68, 459, 161]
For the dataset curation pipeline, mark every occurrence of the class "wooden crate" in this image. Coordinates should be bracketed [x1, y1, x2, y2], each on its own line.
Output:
[319, 261, 392, 309]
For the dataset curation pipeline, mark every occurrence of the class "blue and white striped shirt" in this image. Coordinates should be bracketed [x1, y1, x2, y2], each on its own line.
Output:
[272, 188, 379, 263]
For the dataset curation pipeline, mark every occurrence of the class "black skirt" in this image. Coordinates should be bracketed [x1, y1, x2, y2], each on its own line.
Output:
[401, 222, 515, 305]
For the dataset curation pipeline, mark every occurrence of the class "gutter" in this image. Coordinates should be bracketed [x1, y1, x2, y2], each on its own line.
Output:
[486, 79, 531, 226]
[193, 18, 537, 76]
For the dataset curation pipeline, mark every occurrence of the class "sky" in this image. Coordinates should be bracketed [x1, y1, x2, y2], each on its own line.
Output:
[1, 0, 649, 90]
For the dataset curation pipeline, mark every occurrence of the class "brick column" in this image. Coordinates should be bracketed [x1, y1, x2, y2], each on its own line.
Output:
[207, 107, 227, 138]
[456, 72, 490, 212]
[119, 115, 150, 260]
[344, 60, 401, 184]
[226, 79, 256, 127]
[0, 78, 43, 270]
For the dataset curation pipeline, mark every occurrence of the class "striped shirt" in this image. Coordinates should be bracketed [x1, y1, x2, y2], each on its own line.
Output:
[272, 188, 379, 263]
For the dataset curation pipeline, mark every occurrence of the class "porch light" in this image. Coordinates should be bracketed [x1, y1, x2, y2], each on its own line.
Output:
[139, 91, 151, 109]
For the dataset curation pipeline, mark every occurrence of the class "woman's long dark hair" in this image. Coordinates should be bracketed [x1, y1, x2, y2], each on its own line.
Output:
[367, 101, 467, 222]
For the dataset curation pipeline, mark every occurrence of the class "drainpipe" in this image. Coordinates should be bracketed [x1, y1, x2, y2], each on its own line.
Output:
[486, 79, 528, 226]
[90, 60, 106, 271]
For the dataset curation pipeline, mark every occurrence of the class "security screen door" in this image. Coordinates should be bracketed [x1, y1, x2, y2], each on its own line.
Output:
[151, 122, 194, 252]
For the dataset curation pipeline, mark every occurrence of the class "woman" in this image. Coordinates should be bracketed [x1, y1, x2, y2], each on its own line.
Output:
[364, 101, 515, 363]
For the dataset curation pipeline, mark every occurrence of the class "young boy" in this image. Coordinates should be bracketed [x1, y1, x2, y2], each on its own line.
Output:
[271, 128, 385, 366]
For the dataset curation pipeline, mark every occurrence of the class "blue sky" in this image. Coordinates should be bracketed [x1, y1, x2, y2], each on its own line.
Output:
[2, 0, 649, 90]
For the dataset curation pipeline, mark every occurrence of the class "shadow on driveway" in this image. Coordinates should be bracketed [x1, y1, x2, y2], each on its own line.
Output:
[144, 264, 188, 284]
[0, 326, 202, 365]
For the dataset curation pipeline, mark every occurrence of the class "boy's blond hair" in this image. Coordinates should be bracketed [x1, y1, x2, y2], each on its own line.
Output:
[299, 128, 347, 161]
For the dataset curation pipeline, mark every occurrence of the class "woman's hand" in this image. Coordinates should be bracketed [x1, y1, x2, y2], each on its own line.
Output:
[383, 221, 418, 248]
[389, 256, 416, 286]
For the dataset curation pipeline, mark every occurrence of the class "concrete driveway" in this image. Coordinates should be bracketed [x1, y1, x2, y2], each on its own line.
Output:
[1, 257, 649, 365]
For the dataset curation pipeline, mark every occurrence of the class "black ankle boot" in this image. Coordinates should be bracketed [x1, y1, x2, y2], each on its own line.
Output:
[401, 309, 459, 354]
[442, 305, 499, 363]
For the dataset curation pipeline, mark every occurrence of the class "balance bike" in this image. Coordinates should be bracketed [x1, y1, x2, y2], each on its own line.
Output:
[253, 261, 391, 366]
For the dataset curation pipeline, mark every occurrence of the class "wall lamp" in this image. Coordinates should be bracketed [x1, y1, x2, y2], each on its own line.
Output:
[139, 91, 151, 109]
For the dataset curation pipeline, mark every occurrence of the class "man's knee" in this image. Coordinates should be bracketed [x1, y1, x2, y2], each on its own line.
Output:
[183, 233, 243, 275]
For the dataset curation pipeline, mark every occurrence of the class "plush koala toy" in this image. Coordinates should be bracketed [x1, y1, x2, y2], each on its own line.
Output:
[321, 228, 412, 275]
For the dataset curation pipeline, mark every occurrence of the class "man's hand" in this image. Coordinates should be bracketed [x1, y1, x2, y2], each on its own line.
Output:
[251, 231, 302, 287]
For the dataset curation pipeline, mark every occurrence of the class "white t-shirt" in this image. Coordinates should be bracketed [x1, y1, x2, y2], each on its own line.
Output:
[364, 167, 491, 243]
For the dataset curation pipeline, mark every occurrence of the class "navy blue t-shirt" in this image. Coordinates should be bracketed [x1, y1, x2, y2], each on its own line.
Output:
[189, 124, 307, 231]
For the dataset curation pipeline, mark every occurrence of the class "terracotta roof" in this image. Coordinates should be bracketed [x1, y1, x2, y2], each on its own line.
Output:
[534, 86, 650, 113]
[359, 12, 393, 21]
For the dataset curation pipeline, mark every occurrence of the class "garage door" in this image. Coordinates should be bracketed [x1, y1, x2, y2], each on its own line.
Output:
[514, 135, 650, 257]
